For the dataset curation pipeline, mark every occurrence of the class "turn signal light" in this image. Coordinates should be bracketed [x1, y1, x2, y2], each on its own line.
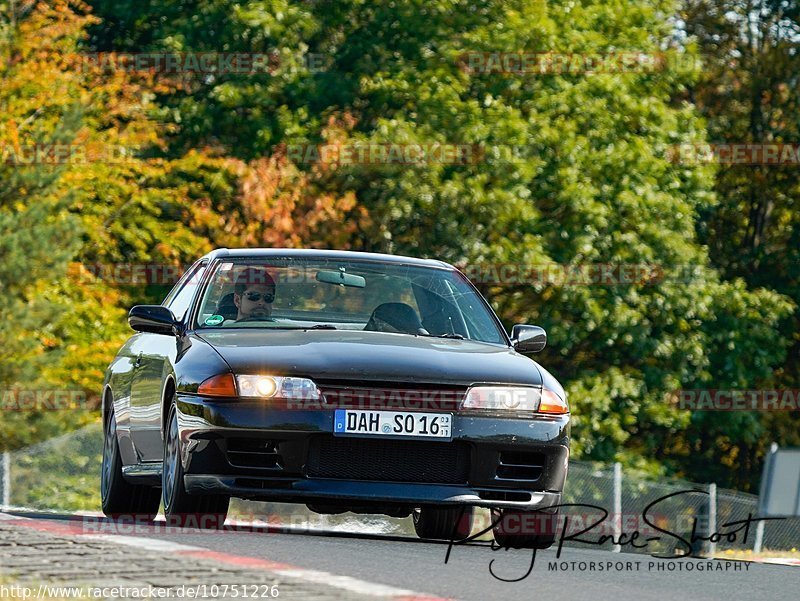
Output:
[198, 373, 237, 397]
[538, 388, 569, 414]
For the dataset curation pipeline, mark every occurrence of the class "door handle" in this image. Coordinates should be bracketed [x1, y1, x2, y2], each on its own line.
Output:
[134, 353, 143, 368]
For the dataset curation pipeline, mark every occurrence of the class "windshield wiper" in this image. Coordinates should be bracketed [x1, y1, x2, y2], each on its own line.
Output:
[423, 332, 465, 340]
[234, 324, 338, 330]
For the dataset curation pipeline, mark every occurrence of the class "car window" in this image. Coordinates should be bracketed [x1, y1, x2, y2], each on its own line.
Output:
[195, 258, 506, 344]
[163, 261, 207, 321]
[450, 279, 505, 342]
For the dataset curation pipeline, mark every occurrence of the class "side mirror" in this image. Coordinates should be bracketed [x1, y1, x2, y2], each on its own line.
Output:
[129, 305, 179, 335]
[510, 324, 546, 353]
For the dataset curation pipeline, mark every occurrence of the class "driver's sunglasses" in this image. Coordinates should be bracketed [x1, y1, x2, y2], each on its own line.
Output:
[243, 291, 275, 303]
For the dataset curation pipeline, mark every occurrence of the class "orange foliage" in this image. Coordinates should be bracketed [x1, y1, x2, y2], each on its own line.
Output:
[230, 129, 370, 249]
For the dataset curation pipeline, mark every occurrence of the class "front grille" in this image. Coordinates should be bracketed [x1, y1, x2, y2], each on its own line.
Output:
[306, 436, 470, 484]
[315, 380, 466, 412]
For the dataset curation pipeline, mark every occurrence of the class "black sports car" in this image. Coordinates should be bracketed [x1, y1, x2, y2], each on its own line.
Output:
[100, 248, 569, 548]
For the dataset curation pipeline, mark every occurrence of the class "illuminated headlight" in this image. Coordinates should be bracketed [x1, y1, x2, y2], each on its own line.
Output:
[462, 386, 541, 412]
[235, 375, 320, 400]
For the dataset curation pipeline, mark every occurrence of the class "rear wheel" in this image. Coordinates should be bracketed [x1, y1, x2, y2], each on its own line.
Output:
[100, 405, 161, 520]
[491, 508, 559, 549]
[412, 506, 474, 541]
[162, 403, 229, 529]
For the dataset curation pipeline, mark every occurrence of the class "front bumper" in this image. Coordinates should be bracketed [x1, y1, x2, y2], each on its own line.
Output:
[176, 394, 570, 511]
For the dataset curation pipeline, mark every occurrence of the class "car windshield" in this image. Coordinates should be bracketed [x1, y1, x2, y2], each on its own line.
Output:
[194, 257, 507, 345]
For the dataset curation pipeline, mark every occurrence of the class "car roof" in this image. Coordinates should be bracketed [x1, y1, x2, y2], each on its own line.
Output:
[201, 248, 455, 270]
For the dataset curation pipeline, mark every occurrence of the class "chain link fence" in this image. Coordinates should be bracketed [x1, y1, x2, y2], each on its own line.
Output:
[1, 423, 798, 554]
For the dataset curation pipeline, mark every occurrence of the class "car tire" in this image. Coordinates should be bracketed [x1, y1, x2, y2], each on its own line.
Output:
[101, 405, 161, 520]
[162, 403, 229, 529]
[491, 508, 559, 549]
[412, 506, 474, 541]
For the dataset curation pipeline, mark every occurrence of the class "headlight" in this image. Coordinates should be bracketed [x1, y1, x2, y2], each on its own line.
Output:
[462, 386, 541, 412]
[235, 375, 320, 400]
[461, 385, 568, 415]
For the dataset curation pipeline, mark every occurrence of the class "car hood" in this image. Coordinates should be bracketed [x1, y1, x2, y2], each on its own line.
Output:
[194, 329, 544, 387]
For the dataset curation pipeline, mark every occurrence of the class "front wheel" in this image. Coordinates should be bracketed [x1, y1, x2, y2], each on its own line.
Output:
[162, 403, 229, 529]
[412, 506, 474, 541]
[101, 406, 161, 520]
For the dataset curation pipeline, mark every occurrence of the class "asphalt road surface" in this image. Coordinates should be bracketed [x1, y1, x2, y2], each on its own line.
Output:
[6, 511, 799, 601]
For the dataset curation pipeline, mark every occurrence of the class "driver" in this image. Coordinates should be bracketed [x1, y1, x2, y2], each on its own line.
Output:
[234, 267, 277, 321]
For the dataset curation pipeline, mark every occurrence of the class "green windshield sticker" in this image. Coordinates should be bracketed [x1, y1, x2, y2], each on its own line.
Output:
[204, 314, 225, 326]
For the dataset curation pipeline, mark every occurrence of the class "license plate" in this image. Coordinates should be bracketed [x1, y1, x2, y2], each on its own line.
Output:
[333, 409, 452, 440]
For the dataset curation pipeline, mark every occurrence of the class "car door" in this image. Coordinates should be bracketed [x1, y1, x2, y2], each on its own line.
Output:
[129, 260, 208, 462]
